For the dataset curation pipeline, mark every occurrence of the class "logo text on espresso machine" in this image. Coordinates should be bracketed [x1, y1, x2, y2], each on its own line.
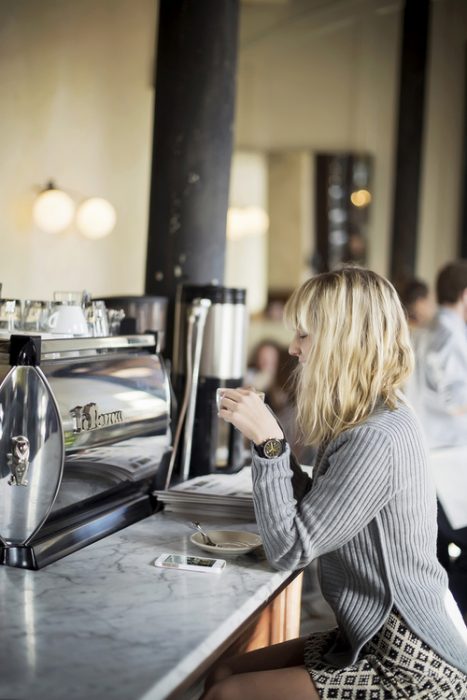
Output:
[70, 402, 124, 433]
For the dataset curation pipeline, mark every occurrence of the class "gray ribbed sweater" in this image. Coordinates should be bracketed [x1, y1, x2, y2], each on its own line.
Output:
[251, 400, 467, 675]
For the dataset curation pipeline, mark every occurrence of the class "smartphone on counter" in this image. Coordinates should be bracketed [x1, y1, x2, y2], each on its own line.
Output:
[154, 553, 226, 574]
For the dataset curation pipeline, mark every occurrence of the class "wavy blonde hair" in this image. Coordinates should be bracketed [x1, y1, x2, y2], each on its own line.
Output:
[284, 267, 414, 446]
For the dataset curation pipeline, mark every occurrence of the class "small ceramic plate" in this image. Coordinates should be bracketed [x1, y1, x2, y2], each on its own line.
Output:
[190, 530, 262, 558]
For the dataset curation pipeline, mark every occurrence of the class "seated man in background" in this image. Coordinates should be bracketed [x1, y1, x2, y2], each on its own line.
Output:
[405, 260, 467, 617]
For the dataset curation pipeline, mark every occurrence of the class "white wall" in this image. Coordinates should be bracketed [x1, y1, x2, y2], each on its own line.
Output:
[235, 0, 402, 279]
[0, 0, 157, 300]
[237, 0, 467, 288]
[225, 151, 268, 314]
[0, 0, 465, 304]
[267, 150, 312, 291]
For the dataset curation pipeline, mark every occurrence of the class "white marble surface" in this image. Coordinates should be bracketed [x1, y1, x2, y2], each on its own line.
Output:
[0, 512, 294, 700]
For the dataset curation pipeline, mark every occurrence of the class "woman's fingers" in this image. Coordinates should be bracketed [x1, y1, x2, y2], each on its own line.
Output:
[217, 386, 283, 444]
[218, 387, 261, 405]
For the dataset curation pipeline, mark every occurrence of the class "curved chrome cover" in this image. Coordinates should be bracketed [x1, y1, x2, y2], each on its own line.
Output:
[0, 366, 64, 546]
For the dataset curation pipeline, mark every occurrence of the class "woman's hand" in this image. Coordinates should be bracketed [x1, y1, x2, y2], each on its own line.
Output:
[217, 388, 284, 445]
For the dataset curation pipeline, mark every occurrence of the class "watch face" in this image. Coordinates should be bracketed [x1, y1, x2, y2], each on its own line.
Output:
[263, 438, 284, 459]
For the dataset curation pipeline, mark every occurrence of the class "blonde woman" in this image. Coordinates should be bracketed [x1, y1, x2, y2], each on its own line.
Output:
[203, 268, 467, 700]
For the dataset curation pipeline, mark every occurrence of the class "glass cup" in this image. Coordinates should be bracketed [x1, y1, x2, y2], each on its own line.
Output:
[22, 300, 50, 332]
[0, 299, 22, 332]
[107, 308, 125, 335]
[85, 301, 109, 337]
[53, 291, 84, 306]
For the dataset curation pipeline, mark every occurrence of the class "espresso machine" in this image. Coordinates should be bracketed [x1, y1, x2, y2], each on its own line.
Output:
[171, 284, 248, 481]
[0, 332, 171, 569]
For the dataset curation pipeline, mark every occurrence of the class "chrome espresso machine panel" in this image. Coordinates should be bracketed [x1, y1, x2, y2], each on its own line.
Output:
[0, 334, 171, 569]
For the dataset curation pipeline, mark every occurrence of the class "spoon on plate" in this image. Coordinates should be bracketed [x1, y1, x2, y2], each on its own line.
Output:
[191, 521, 218, 546]
[190, 522, 248, 549]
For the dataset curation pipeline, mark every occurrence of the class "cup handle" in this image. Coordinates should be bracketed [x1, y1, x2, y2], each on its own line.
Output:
[47, 312, 57, 329]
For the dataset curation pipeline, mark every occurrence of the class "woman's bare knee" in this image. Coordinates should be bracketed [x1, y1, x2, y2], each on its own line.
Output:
[201, 675, 241, 700]
[201, 667, 319, 700]
[204, 662, 233, 691]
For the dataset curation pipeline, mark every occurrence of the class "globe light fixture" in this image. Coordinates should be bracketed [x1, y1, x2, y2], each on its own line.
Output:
[32, 182, 75, 234]
[350, 189, 372, 208]
[76, 197, 117, 239]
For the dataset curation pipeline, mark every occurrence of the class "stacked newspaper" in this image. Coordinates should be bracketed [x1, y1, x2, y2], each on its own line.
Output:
[154, 467, 256, 519]
[154, 464, 313, 520]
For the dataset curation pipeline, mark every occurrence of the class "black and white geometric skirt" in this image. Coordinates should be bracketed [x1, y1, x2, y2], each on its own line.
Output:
[304, 608, 467, 699]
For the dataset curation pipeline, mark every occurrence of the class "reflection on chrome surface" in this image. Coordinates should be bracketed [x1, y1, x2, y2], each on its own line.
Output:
[0, 366, 64, 546]
[46, 354, 170, 451]
[51, 434, 170, 512]
[7, 435, 31, 486]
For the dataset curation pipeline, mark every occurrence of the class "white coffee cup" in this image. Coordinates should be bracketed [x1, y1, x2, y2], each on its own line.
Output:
[47, 303, 89, 336]
[216, 388, 265, 412]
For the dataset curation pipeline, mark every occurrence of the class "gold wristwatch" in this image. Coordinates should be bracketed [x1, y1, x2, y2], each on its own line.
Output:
[254, 437, 287, 459]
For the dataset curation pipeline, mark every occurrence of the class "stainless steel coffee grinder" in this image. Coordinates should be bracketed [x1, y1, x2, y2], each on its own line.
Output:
[169, 284, 248, 482]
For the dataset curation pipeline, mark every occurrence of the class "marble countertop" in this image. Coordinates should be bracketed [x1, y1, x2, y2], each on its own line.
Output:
[0, 511, 295, 700]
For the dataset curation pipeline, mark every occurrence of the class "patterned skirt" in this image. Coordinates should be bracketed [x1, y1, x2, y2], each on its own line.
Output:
[303, 609, 467, 699]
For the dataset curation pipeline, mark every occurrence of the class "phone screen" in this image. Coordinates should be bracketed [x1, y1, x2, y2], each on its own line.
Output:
[165, 554, 217, 567]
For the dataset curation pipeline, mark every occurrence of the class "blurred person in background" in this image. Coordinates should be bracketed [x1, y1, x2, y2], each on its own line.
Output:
[399, 277, 436, 329]
[405, 260, 467, 617]
[247, 339, 283, 396]
[247, 340, 315, 465]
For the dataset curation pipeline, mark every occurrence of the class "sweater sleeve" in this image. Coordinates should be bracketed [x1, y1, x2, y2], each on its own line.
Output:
[251, 424, 395, 570]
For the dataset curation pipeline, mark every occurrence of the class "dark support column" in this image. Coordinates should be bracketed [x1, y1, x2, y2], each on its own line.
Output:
[145, 0, 239, 359]
[390, 0, 431, 289]
[460, 43, 467, 258]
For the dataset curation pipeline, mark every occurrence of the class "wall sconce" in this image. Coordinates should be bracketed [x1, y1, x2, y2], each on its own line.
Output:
[32, 181, 75, 234]
[33, 182, 116, 239]
[75, 197, 116, 239]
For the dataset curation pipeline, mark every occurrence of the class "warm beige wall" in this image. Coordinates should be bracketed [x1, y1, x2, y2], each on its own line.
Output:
[235, 0, 402, 280]
[2, 0, 465, 304]
[225, 151, 269, 314]
[237, 0, 467, 289]
[0, 0, 157, 300]
[418, 0, 467, 287]
[268, 151, 312, 291]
